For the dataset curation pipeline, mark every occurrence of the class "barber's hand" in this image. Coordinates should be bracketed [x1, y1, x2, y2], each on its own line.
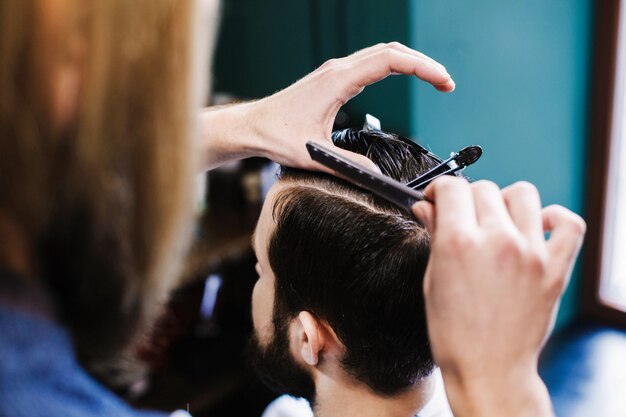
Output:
[201, 42, 453, 172]
[412, 178, 586, 417]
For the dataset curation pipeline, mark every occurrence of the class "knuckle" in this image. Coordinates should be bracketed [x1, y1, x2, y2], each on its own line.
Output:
[376, 48, 398, 61]
[570, 213, 587, 235]
[428, 176, 469, 198]
[376, 48, 394, 61]
[544, 204, 567, 217]
[433, 175, 465, 190]
[510, 181, 539, 197]
[387, 41, 404, 49]
[319, 58, 340, 70]
[492, 230, 523, 258]
[439, 229, 477, 253]
[472, 180, 500, 194]
[545, 204, 587, 235]
[525, 250, 548, 275]
[542, 204, 561, 220]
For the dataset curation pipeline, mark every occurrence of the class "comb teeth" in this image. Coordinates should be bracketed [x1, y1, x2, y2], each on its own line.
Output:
[456, 146, 483, 167]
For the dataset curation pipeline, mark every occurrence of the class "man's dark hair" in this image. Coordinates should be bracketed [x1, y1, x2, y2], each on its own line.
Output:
[267, 129, 463, 396]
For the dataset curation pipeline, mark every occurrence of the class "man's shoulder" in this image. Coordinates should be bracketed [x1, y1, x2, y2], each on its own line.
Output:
[262, 395, 314, 417]
[417, 369, 454, 417]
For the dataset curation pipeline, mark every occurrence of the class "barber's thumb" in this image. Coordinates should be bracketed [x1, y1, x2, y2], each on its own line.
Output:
[412, 201, 435, 233]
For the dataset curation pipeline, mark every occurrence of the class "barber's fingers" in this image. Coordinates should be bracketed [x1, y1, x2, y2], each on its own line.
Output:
[349, 48, 453, 90]
[502, 181, 545, 247]
[418, 176, 478, 235]
[334, 49, 454, 97]
[470, 180, 517, 230]
[414, 179, 536, 237]
[542, 205, 586, 287]
[340, 42, 448, 73]
[412, 201, 436, 233]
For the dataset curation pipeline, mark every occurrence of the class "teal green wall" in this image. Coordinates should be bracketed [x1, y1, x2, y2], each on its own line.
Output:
[213, 0, 593, 328]
[213, 1, 313, 97]
[214, 0, 412, 132]
[407, 0, 592, 328]
[341, 0, 411, 133]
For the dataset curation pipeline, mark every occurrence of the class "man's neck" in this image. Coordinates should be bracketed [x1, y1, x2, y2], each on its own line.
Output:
[312, 369, 436, 417]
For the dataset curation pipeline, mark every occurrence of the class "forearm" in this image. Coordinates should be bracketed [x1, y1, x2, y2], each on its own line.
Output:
[442, 366, 554, 417]
[199, 101, 265, 171]
[199, 43, 454, 174]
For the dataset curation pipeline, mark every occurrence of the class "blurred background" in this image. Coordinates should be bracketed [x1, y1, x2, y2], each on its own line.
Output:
[111, 1, 626, 417]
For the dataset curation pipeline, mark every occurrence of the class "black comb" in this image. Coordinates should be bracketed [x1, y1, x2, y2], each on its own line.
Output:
[306, 141, 426, 210]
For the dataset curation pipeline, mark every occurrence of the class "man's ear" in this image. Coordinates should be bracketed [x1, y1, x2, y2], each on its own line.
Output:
[295, 311, 324, 366]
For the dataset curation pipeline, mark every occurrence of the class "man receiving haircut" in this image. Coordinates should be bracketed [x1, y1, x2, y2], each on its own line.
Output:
[248, 129, 463, 417]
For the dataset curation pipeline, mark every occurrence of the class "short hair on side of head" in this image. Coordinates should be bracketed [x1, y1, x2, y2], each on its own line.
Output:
[267, 129, 462, 396]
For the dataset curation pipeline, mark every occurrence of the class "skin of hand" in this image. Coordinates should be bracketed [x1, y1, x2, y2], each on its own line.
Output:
[200, 42, 454, 172]
[412, 178, 586, 417]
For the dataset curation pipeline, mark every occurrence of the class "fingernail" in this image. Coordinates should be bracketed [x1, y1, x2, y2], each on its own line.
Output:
[435, 63, 450, 78]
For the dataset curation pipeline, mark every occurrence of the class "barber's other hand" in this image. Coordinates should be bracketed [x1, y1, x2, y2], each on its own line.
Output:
[412, 178, 586, 417]
[217, 42, 453, 173]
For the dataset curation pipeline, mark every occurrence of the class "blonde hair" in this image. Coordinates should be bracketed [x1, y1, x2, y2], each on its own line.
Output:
[0, 0, 199, 360]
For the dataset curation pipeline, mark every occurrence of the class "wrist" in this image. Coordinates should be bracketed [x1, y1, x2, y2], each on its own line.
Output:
[200, 100, 264, 170]
[441, 364, 554, 417]
[239, 95, 281, 161]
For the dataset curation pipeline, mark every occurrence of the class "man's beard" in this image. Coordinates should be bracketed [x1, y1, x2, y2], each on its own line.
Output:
[245, 312, 316, 403]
